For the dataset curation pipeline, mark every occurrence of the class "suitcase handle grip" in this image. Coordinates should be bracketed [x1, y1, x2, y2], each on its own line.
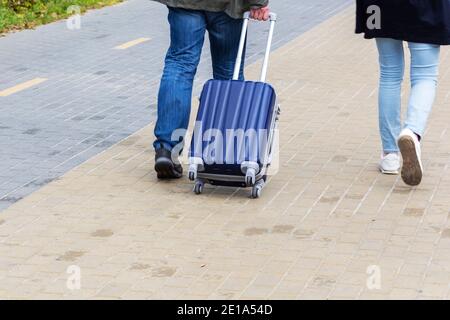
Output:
[232, 11, 277, 82]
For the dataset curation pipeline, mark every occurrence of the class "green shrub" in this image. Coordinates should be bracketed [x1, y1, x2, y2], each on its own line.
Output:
[0, 0, 121, 33]
[6, 0, 37, 12]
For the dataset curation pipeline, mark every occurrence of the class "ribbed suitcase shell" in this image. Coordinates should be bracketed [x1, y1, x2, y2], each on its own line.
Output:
[189, 79, 276, 178]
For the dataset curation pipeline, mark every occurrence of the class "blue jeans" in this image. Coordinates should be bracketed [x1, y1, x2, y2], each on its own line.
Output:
[376, 38, 440, 153]
[154, 7, 245, 151]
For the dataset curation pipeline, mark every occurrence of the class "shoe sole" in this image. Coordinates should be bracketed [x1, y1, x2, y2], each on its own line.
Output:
[398, 136, 422, 186]
[379, 167, 399, 175]
[155, 157, 182, 179]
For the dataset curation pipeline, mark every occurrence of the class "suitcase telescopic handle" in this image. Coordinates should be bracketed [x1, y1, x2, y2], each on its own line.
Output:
[232, 11, 277, 82]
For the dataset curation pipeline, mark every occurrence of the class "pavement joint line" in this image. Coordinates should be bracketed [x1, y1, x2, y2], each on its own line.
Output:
[300, 184, 331, 224]
[114, 37, 151, 50]
[328, 135, 375, 217]
[0, 78, 48, 97]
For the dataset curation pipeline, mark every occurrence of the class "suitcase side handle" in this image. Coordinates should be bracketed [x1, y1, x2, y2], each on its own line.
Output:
[232, 11, 277, 83]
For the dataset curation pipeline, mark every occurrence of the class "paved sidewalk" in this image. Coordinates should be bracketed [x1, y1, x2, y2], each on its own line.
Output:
[1, 6, 450, 300]
[0, 0, 351, 212]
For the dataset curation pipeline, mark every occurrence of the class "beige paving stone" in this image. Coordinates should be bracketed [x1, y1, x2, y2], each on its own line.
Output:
[1, 6, 450, 300]
[297, 287, 331, 300]
[32, 292, 64, 300]
[420, 283, 449, 298]
[329, 284, 363, 299]
[120, 290, 154, 300]
[62, 289, 105, 300]
[96, 282, 132, 298]
[240, 285, 274, 300]
[389, 288, 419, 300]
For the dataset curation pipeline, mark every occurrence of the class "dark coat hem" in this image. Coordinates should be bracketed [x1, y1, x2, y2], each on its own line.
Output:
[355, 30, 450, 46]
[355, 0, 450, 46]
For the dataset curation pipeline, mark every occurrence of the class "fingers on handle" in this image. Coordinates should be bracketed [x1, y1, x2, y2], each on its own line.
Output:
[246, 10, 276, 22]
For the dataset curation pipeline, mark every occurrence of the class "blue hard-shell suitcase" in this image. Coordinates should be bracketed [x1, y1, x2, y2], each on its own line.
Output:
[188, 12, 280, 198]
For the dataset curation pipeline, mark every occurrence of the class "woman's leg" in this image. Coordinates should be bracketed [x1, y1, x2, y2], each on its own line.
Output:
[405, 42, 440, 137]
[396, 42, 440, 186]
[376, 38, 405, 154]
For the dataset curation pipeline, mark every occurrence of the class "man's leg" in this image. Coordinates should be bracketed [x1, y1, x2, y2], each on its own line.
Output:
[154, 7, 206, 178]
[206, 12, 244, 80]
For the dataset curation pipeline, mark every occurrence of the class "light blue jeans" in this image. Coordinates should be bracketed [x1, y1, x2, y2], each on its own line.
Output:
[376, 38, 440, 153]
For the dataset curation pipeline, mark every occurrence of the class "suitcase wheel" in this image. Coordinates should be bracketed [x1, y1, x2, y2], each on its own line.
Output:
[251, 180, 265, 199]
[251, 186, 262, 199]
[193, 180, 204, 195]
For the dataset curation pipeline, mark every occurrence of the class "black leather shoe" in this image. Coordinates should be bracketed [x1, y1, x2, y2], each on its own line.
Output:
[154, 148, 183, 179]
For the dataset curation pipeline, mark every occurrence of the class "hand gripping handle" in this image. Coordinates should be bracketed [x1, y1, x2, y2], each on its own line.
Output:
[232, 11, 277, 82]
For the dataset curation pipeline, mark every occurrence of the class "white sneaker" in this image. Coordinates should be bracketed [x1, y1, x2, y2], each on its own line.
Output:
[379, 152, 400, 175]
[398, 128, 423, 186]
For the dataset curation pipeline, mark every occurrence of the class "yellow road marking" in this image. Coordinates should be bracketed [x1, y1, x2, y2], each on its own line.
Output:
[0, 78, 48, 97]
[114, 37, 151, 50]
